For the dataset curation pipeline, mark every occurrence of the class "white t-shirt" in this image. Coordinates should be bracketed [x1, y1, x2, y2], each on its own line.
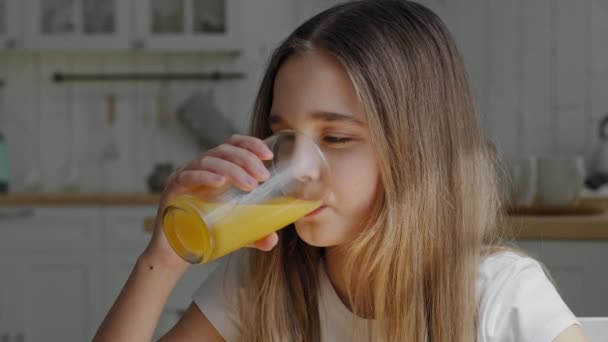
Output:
[193, 251, 579, 341]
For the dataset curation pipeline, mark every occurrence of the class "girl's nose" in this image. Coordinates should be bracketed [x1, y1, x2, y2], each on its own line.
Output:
[291, 139, 322, 182]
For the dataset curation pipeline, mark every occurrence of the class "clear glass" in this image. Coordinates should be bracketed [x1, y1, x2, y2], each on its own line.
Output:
[150, 0, 184, 34]
[82, 0, 115, 34]
[192, 0, 226, 33]
[41, 0, 75, 34]
[162, 130, 332, 264]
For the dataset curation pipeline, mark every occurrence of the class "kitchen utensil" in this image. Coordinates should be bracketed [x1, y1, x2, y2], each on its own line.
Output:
[157, 81, 172, 126]
[62, 82, 80, 193]
[587, 113, 608, 191]
[101, 93, 119, 162]
[176, 89, 237, 149]
[146, 162, 174, 193]
[503, 156, 538, 207]
[537, 155, 586, 207]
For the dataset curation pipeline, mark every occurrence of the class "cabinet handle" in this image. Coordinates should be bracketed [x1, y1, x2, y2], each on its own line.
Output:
[0, 208, 35, 220]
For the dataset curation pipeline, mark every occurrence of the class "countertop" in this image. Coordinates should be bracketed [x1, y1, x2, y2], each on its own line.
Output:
[2, 193, 608, 240]
[506, 197, 608, 240]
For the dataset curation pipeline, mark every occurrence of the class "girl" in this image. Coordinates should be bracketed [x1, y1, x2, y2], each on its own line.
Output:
[94, 1, 588, 341]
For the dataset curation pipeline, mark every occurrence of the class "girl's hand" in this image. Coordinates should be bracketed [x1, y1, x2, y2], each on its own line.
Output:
[143, 134, 279, 270]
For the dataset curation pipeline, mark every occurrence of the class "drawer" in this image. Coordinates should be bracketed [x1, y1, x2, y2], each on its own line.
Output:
[0, 206, 101, 252]
[102, 206, 158, 252]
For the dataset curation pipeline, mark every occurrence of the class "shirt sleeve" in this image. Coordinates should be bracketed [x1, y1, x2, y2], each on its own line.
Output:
[192, 252, 245, 341]
[477, 253, 580, 342]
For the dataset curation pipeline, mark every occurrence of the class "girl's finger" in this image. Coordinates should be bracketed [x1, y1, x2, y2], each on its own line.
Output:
[247, 233, 279, 251]
[208, 144, 270, 181]
[226, 134, 274, 160]
[199, 156, 259, 191]
[174, 170, 226, 188]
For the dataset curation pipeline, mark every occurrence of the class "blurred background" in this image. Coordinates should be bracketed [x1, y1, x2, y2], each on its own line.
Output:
[0, 0, 607, 341]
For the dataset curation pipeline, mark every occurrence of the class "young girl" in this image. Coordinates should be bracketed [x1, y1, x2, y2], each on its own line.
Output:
[94, 1, 588, 341]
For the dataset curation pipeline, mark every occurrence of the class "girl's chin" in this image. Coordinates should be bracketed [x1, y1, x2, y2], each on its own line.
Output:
[294, 223, 346, 247]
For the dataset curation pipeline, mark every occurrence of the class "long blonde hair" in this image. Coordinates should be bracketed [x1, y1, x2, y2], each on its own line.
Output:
[238, 1, 507, 340]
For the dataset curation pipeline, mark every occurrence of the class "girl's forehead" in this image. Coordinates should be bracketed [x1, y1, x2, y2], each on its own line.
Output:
[270, 51, 366, 124]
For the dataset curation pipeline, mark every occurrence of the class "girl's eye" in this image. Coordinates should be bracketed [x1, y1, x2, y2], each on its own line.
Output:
[323, 136, 353, 145]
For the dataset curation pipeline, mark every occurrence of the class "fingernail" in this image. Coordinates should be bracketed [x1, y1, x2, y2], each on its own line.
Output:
[246, 178, 258, 187]
[257, 167, 270, 178]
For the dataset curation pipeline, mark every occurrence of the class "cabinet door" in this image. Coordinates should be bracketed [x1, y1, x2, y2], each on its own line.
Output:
[25, 0, 131, 50]
[12, 256, 97, 342]
[133, 0, 241, 51]
[516, 240, 608, 316]
[0, 0, 23, 50]
[0, 262, 15, 341]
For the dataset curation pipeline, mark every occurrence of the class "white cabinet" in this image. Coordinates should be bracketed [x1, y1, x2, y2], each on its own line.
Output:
[0, 204, 216, 341]
[0, 206, 102, 341]
[515, 240, 608, 316]
[25, 0, 132, 50]
[1, 0, 244, 51]
[13, 257, 98, 342]
[133, 0, 241, 51]
[0, 261, 15, 341]
[0, 0, 23, 50]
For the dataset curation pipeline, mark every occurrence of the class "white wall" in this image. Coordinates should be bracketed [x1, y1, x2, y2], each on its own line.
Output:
[425, 0, 608, 162]
[2, 0, 608, 193]
[0, 0, 301, 194]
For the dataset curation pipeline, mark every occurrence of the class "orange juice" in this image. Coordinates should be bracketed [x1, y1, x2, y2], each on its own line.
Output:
[162, 195, 321, 263]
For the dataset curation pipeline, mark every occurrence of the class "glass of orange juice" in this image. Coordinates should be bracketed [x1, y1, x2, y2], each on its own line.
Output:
[162, 130, 331, 264]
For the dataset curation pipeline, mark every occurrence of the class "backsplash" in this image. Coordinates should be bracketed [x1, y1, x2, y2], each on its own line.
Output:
[0, 53, 249, 193]
[0, 0, 607, 193]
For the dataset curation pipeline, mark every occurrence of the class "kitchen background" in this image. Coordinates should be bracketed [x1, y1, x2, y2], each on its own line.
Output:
[0, 0, 607, 341]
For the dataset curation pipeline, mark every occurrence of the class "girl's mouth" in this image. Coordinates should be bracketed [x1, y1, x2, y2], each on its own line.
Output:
[305, 205, 327, 217]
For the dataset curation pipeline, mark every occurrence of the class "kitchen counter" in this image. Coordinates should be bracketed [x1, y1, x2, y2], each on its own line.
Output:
[2, 193, 608, 240]
[0, 193, 161, 206]
[506, 197, 608, 240]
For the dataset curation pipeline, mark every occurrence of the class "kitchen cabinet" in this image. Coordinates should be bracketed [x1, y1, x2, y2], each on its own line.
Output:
[132, 0, 242, 52]
[515, 240, 608, 316]
[13, 256, 98, 342]
[0, 0, 23, 50]
[0, 206, 101, 340]
[24, 0, 132, 50]
[13, 0, 243, 51]
[0, 261, 14, 341]
[0, 203, 216, 341]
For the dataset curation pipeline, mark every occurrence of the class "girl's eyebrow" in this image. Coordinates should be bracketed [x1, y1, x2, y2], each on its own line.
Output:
[269, 111, 364, 126]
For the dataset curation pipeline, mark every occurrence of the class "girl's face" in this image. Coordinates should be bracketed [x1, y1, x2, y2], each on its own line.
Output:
[270, 51, 381, 247]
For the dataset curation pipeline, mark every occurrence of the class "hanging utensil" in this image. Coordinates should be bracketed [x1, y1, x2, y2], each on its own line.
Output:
[101, 92, 119, 162]
[62, 78, 80, 193]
